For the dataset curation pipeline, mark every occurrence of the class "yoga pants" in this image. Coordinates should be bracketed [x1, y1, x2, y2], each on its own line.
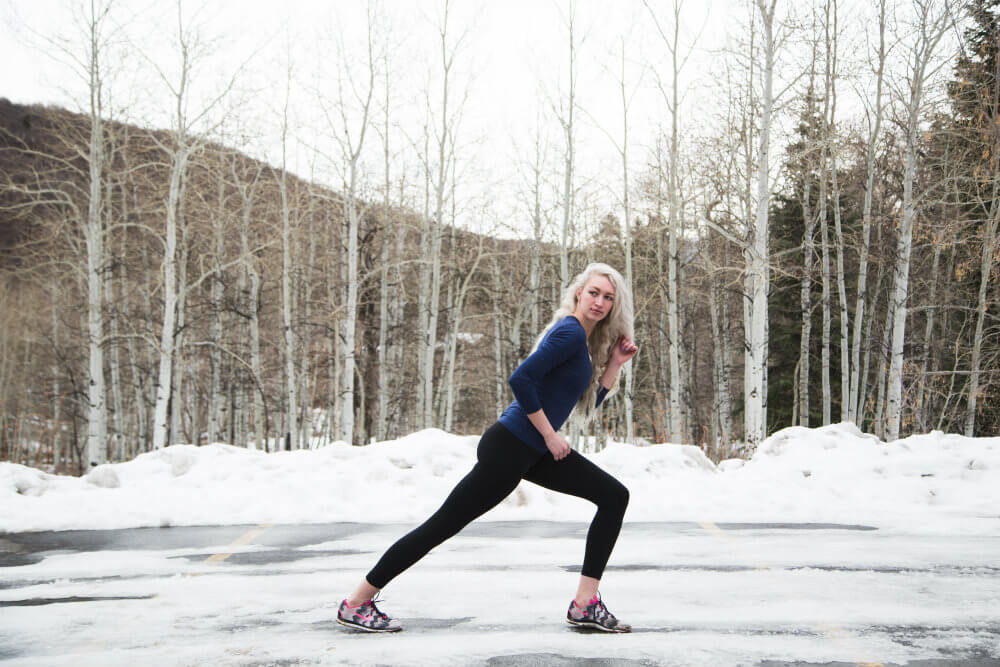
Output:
[365, 422, 629, 589]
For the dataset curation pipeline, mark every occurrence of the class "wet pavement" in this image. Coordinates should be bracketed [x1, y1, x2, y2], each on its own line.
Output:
[1, 520, 998, 666]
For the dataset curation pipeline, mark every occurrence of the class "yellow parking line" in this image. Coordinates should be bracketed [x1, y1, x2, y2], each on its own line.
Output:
[205, 524, 272, 563]
[699, 521, 727, 536]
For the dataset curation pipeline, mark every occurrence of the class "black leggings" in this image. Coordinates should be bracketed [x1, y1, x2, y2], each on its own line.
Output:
[366, 422, 629, 589]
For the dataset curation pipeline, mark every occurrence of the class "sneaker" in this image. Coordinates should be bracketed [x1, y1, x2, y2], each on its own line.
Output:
[337, 596, 402, 633]
[566, 593, 631, 633]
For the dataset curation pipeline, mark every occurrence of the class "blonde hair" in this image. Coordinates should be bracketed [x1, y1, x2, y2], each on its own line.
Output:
[533, 262, 635, 422]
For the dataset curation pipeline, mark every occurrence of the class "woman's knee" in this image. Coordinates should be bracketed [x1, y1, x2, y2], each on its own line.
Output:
[601, 478, 629, 516]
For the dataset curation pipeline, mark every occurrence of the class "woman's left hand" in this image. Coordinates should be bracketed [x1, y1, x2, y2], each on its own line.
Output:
[611, 336, 638, 366]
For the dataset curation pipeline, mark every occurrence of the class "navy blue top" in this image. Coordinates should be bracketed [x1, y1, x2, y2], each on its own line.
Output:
[498, 315, 609, 452]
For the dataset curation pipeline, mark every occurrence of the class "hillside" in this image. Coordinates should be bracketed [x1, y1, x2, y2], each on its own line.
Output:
[0, 98, 576, 472]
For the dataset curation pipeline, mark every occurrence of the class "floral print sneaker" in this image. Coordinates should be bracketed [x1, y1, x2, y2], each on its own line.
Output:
[337, 596, 402, 633]
[567, 593, 631, 633]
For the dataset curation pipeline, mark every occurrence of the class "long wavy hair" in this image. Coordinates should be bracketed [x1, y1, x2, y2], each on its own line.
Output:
[533, 263, 635, 422]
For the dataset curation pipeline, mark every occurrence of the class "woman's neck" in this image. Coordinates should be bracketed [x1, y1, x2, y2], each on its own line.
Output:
[570, 312, 595, 339]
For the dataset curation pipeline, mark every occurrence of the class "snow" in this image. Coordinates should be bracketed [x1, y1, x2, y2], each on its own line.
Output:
[2, 423, 998, 535]
[2, 423, 1000, 665]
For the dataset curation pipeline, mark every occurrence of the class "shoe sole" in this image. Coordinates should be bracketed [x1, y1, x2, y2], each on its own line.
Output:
[336, 617, 403, 633]
[567, 618, 631, 633]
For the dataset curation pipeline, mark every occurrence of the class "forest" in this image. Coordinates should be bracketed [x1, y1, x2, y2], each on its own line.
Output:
[0, 0, 997, 474]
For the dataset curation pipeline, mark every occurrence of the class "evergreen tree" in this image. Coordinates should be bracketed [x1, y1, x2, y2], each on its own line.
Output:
[930, 0, 1000, 435]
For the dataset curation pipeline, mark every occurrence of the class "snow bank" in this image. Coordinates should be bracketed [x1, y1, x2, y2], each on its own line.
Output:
[1, 424, 998, 534]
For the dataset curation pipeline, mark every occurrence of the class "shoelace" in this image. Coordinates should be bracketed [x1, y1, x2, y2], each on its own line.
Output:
[367, 596, 390, 623]
[588, 596, 615, 624]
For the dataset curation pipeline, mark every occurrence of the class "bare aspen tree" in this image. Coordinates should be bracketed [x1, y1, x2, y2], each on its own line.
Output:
[169, 190, 190, 444]
[376, 38, 394, 442]
[278, 60, 298, 451]
[233, 157, 265, 449]
[41, 0, 120, 465]
[319, 4, 379, 445]
[322, 235, 338, 445]
[516, 103, 551, 340]
[556, 0, 580, 289]
[491, 255, 506, 417]
[746, 0, 779, 448]
[824, 0, 850, 424]
[148, 14, 186, 449]
[817, 2, 833, 426]
[205, 148, 237, 446]
[796, 64, 819, 427]
[415, 119, 432, 427]
[418, 0, 465, 430]
[700, 203, 734, 454]
[616, 38, 636, 443]
[645, 0, 694, 444]
[589, 31, 642, 442]
[652, 135, 672, 438]
[103, 174, 123, 460]
[146, 2, 241, 449]
[299, 186, 318, 448]
[850, 0, 888, 424]
[82, 0, 111, 465]
[885, 0, 954, 441]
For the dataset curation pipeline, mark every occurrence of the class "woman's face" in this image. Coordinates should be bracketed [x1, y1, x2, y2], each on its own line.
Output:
[575, 274, 616, 324]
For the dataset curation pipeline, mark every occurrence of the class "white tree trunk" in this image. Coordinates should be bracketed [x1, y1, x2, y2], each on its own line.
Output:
[300, 201, 317, 448]
[104, 199, 123, 460]
[207, 177, 226, 445]
[376, 58, 392, 442]
[819, 147, 832, 425]
[422, 3, 458, 430]
[376, 217, 391, 442]
[886, 0, 952, 441]
[851, 0, 887, 424]
[665, 13, 684, 444]
[819, 35, 832, 425]
[798, 173, 815, 427]
[559, 4, 577, 290]
[151, 148, 185, 450]
[84, 6, 107, 467]
[170, 215, 189, 445]
[744, 0, 777, 450]
[825, 0, 850, 424]
[340, 201, 359, 443]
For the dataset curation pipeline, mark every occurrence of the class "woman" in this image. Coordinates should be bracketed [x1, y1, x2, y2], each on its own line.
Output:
[337, 262, 638, 633]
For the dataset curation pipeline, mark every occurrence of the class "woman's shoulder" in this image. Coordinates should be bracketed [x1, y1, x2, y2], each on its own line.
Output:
[545, 315, 586, 342]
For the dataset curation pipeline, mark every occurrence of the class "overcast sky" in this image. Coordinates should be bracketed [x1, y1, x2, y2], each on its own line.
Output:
[1, 0, 902, 240]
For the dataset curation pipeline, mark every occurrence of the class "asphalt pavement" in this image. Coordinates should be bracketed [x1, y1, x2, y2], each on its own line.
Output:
[1, 520, 998, 666]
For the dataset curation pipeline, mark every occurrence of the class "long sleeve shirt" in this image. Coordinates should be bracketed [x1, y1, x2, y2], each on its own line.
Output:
[498, 315, 609, 452]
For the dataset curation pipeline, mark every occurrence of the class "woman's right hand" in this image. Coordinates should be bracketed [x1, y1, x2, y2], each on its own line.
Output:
[544, 432, 572, 461]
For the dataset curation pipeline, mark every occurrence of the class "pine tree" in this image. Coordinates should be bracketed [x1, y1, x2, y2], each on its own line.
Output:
[933, 0, 1000, 436]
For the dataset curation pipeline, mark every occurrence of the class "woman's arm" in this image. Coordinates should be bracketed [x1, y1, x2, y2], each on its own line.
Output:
[526, 409, 572, 460]
[600, 337, 639, 390]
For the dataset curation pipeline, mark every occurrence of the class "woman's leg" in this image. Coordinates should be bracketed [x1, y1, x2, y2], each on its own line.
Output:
[363, 423, 538, 590]
[523, 450, 629, 601]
